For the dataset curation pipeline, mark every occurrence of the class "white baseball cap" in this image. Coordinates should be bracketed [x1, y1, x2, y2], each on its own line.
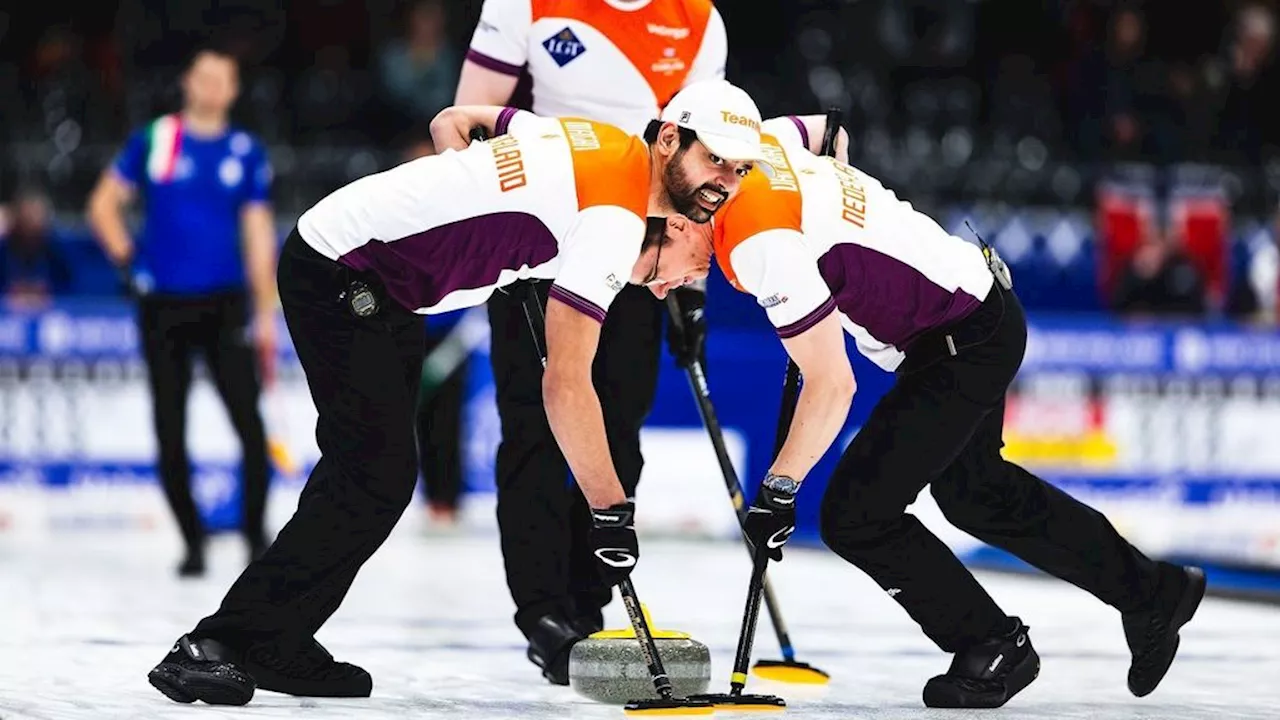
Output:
[659, 80, 765, 162]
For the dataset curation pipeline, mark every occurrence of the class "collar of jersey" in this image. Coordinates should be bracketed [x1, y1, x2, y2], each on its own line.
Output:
[602, 0, 654, 12]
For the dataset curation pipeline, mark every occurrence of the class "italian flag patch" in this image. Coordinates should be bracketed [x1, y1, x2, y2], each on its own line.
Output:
[146, 114, 183, 183]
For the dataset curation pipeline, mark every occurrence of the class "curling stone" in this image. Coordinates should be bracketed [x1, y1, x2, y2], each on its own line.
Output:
[569, 605, 711, 705]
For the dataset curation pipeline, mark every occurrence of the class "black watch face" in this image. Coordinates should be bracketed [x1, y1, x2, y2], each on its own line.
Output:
[767, 475, 799, 494]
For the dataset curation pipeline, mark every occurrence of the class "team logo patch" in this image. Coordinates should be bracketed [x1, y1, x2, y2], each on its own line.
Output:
[543, 27, 586, 67]
[173, 155, 194, 181]
[219, 157, 243, 188]
[230, 132, 252, 156]
[606, 274, 625, 292]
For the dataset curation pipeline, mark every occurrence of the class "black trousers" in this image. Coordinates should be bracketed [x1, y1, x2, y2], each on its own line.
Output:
[416, 327, 466, 509]
[193, 229, 424, 650]
[488, 280, 662, 636]
[819, 284, 1162, 653]
[138, 291, 270, 549]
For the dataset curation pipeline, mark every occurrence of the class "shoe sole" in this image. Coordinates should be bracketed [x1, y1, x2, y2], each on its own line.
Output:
[254, 679, 373, 697]
[148, 664, 254, 706]
[1129, 567, 1207, 697]
[250, 666, 374, 697]
[923, 647, 1041, 709]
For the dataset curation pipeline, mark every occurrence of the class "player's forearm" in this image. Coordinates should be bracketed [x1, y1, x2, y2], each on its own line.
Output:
[454, 60, 520, 105]
[769, 371, 855, 482]
[247, 254, 276, 316]
[430, 105, 511, 151]
[543, 370, 628, 509]
[241, 206, 278, 315]
[86, 195, 133, 266]
[794, 115, 851, 164]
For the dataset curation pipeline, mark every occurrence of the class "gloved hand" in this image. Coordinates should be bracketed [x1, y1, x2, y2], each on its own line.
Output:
[744, 474, 800, 561]
[666, 286, 706, 368]
[589, 500, 639, 586]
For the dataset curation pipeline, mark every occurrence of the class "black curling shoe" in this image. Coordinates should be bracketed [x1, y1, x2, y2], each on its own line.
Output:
[148, 635, 255, 706]
[1125, 564, 1207, 698]
[923, 617, 1040, 709]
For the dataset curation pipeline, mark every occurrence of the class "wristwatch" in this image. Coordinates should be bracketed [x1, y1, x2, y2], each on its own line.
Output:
[762, 473, 801, 496]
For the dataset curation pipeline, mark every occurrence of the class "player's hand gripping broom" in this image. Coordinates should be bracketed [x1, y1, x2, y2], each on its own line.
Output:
[683, 107, 845, 709]
[477, 123, 712, 716]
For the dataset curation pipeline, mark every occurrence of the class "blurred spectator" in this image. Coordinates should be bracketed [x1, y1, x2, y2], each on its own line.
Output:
[375, 0, 459, 139]
[1064, 4, 1169, 160]
[0, 188, 73, 307]
[989, 53, 1061, 143]
[86, 45, 276, 576]
[1111, 217, 1208, 316]
[1100, 6, 1160, 158]
[291, 44, 367, 141]
[1224, 236, 1277, 322]
[21, 26, 92, 139]
[1157, 61, 1218, 163]
[282, 0, 377, 142]
[1212, 2, 1279, 160]
[283, 0, 372, 70]
[879, 0, 975, 70]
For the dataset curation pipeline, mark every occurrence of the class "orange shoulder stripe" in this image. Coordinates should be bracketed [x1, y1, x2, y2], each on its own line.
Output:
[561, 118, 650, 219]
[714, 163, 803, 292]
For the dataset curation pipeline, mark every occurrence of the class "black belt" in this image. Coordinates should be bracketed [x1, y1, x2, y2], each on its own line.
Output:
[897, 283, 1007, 375]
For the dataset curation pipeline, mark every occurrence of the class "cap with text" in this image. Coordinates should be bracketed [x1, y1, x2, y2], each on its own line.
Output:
[660, 80, 765, 162]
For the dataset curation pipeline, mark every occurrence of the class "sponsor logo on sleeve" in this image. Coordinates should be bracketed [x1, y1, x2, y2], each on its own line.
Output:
[759, 293, 788, 308]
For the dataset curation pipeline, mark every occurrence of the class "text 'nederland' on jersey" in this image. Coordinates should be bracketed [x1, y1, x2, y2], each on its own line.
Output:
[490, 134, 528, 192]
[711, 116, 995, 373]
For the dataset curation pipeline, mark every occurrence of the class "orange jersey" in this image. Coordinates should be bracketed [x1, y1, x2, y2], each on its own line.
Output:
[466, 0, 727, 134]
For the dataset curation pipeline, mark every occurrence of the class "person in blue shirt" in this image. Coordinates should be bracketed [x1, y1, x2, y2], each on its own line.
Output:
[87, 44, 278, 577]
[1, 188, 74, 306]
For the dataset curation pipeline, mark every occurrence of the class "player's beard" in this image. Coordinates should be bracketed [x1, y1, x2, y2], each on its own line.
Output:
[663, 149, 725, 224]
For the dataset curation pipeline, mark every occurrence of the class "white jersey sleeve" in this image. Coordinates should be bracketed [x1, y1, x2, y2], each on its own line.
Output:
[729, 229, 835, 338]
[761, 116, 810, 152]
[684, 6, 727, 85]
[466, 0, 532, 75]
[549, 206, 646, 323]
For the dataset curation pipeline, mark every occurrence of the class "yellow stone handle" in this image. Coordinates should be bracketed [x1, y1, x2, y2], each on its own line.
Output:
[589, 603, 692, 640]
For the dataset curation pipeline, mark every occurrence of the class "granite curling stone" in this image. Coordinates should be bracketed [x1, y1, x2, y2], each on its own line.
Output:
[569, 608, 711, 705]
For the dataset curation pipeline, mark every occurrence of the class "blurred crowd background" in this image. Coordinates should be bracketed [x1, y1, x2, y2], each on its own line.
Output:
[3, 0, 1280, 321]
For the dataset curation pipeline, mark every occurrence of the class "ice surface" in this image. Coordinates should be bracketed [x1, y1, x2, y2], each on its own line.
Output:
[2, 511, 1278, 720]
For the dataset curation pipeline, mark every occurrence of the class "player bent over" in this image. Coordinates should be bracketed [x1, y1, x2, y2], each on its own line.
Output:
[666, 115, 1205, 708]
[146, 81, 766, 706]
